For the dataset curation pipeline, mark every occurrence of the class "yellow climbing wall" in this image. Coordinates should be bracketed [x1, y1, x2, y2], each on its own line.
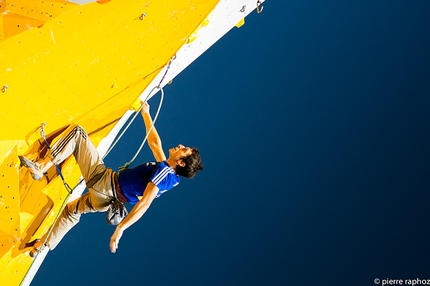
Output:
[0, 0, 77, 40]
[0, 0, 220, 284]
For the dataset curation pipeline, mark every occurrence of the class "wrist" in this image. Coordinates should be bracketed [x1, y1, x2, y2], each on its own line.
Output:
[116, 223, 125, 232]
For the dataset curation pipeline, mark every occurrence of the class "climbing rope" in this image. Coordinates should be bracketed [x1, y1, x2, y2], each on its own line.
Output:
[104, 55, 174, 168]
[24, 87, 164, 267]
[26, 57, 173, 265]
[21, 181, 78, 285]
[118, 86, 164, 172]
[103, 85, 163, 160]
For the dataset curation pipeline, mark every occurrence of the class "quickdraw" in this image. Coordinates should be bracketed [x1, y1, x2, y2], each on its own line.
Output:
[257, 1, 264, 14]
[40, 123, 73, 194]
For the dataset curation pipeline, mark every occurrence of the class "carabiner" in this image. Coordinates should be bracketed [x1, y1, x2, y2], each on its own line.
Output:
[257, 1, 264, 14]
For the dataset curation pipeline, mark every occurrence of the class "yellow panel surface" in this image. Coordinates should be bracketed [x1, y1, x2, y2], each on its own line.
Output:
[0, 0, 76, 40]
[0, 0, 219, 284]
[0, 0, 219, 141]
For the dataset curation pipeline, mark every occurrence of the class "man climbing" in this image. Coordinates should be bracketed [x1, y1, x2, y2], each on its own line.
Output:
[19, 102, 203, 256]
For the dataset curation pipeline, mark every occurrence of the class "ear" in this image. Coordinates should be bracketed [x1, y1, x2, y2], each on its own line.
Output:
[177, 159, 186, 167]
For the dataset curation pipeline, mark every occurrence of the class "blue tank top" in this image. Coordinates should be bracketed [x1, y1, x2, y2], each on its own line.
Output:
[118, 161, 180, 204]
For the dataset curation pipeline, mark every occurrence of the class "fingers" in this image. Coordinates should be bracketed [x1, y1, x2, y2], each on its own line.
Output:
[110, 237, 119, 253]
[110, 227, 123, 253]
[109, 232, 119, 253]
[140, 101, 150, 116]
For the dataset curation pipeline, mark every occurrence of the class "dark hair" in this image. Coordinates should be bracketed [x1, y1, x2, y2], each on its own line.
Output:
[175, 147, 203, 178]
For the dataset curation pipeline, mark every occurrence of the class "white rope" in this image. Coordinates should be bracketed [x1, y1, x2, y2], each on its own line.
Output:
[104, 56, 174, 161]
[103, 85, 163, 160]
[25, 56, 172, 270]
[118, 87, 164, 172]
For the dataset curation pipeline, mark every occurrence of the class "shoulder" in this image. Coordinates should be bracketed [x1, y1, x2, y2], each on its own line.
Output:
[153, 163, 175, 182]
[152, 162, 179, 187]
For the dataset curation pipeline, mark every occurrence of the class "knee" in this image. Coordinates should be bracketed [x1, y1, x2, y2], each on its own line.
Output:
[75, 125, 88, 136]
[67, 124, 88, 141]
[63, 204, 81, 223]
[91, 200, 111, 212]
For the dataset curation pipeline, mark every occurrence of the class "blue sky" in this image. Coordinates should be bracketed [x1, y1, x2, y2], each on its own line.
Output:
[33, 1, 430, 286]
